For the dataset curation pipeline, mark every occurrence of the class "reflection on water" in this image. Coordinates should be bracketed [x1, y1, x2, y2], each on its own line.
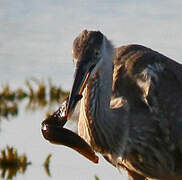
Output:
[94, 176, 100, 180]
[43, 154, 52, 177]
[0, 146, 31, 179]
[0, 85, 24, 118]
[0, 78, 69, 119]
[1, 1, 180, 179]
[0, 102, 18, 119]
[0, 79, 71, 179]
[0, 79, 102, 180]
[25, 78, 69, 112]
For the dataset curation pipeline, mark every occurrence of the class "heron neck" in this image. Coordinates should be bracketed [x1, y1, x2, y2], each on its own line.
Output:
[80, 48, 115, 152]
[87, 49, 113, 120]
[90, 38, 114, 115]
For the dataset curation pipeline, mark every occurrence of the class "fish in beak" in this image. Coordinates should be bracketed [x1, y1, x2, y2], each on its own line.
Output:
[66, 61, 95, 119]
[42, 118, 98, 163]
[41, 98, 98, 164]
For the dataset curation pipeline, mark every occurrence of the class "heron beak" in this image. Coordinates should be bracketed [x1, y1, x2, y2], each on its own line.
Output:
[66, 63, 95, 119]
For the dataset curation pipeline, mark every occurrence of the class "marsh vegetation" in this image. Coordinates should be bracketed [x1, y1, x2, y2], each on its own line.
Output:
[0, 78, 101, 180]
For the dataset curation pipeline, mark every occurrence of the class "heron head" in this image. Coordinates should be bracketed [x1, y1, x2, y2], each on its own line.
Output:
[66, 29, 112, 118]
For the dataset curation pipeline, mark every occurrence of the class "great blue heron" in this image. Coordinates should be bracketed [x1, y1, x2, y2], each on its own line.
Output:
[65, 30, 182, 180]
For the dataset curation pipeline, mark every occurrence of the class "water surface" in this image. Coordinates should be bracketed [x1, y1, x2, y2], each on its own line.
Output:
[0, 0, 182, 179]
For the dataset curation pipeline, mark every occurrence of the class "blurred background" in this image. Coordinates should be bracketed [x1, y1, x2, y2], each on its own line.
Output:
[0, 0, 182, 179]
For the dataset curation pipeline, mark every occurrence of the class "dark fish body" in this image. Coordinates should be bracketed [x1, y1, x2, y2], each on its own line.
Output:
[41, 98, 98, 163]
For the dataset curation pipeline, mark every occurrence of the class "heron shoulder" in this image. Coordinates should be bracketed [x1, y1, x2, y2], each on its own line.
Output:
[112, 44, 182, 106]
[112, 44, 182, 153]
[113, 44, 182, 83]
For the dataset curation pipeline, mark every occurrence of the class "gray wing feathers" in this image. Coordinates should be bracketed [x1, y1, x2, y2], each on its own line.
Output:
[113, 45, 182, 151]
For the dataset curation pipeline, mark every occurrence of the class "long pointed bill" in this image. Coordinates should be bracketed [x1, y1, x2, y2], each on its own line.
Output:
[66, 62, 94, 119]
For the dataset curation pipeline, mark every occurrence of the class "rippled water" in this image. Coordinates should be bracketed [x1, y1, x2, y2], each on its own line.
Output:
[0, 0, 182, 179]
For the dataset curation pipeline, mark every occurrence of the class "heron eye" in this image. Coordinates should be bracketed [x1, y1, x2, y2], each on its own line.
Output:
[94, 49, 101, 58]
